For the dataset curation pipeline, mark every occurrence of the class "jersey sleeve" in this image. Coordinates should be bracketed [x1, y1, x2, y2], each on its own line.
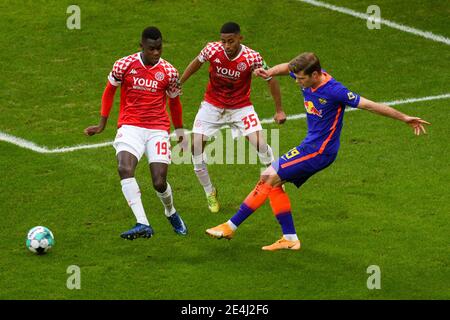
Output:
[248, 50, 272, 81]
[108, 56, 133, 86]
[333, 85, 361, 108]
[197, 42, 221, 63]
[166, 67, 181, 98]
[249, 50, 264, 70]
[108, 61, 124, 86]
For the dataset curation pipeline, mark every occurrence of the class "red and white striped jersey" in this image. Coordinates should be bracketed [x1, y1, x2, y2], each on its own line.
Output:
[108, 52, 181, 131]
[197, 42, 267, 109]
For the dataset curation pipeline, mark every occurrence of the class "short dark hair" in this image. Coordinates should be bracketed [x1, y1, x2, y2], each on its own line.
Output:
[142, 26, 162, 40]
[288, 52, 321, 76]
[220, 22, 240, 34]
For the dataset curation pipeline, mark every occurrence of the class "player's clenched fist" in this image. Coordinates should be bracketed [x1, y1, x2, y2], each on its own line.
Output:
[84, 116, 107, 136]
[253, 67, 271, 79]
[84, 125, 104, 136]
[274, 111, 287, 124]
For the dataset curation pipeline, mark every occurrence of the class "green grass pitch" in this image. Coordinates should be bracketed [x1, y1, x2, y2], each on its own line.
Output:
[0, 0, 449, 299]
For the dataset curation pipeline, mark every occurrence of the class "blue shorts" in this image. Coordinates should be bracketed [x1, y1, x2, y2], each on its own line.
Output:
[272, 144, 337, 188]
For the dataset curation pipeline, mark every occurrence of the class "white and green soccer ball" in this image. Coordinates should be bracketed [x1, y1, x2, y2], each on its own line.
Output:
[26, 226, 55, 254]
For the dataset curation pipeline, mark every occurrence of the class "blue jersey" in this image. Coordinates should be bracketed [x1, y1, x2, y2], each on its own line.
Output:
[291, 71, 360, 154]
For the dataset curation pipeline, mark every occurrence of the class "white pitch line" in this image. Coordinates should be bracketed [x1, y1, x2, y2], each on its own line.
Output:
[0, 131, 114, 154]
[298, 0, 450, 46]
[0, 132, 50, 153]
[1, 93, 449, 154]
[47, 141, 113, 153]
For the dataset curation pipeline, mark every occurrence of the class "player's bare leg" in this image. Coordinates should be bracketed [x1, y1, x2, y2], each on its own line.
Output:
[191, 132, 219, 213]
[117, 150, 139, 180]
[117, 151, 154, 240]
[246, 131, 274, 166]
[149, 162, 187, 235]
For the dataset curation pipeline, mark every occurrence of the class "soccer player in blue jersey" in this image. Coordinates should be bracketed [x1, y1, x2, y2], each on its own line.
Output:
[205, 52, 430, 251]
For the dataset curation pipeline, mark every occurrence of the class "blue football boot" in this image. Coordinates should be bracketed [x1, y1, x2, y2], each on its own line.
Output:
[167, 212, 188, 235]
[120, 223, 154, 240]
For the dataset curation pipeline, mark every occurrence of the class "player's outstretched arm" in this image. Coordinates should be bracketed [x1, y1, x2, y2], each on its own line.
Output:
[267, 78, 286, 124]
[84, 82, 118, 136]
[254, 63, 290, 78]
[358, 97, 431, 135]
[180, 58, 203, 85]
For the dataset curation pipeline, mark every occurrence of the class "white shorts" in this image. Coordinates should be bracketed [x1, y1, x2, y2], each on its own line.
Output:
[192, 101, 263, 139]
[113, 125, 171, 164]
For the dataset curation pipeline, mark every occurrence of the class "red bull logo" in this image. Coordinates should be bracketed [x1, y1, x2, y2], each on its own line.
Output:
[304, 101, 323, 117]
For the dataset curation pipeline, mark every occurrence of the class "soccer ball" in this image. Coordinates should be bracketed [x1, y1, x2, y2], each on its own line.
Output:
[26, 226, 55, 254]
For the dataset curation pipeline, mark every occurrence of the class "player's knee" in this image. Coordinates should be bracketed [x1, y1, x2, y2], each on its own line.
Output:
[191, 134, 205, 155]
[259, 174, 271, 183]
[191, 141, 201, 155]
[260, 174, 278, 186]
[152, 177, 167, 193]
[117, 164, 134, 179]
[259, 167, 277, 185]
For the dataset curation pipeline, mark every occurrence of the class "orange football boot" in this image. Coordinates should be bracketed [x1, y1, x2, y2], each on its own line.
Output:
[205, 222, 234, 240]
[262, 236, 301, 251]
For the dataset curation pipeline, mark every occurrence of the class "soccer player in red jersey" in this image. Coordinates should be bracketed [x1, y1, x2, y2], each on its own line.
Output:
[180, 22, 286, 213]
[206, 52, 430, 250]
[84, 27, 187, 239]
